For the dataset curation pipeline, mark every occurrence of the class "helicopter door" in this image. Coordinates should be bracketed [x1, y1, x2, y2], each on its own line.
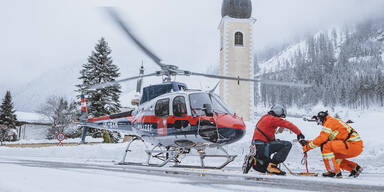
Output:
[173, 96, 187, 117]
[172, 96, 189, 130]
[155, 98, 170, 136]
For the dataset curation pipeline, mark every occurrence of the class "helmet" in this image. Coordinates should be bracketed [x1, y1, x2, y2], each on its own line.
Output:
[312, 111, 328, 125]
[268, 104, 286, 118]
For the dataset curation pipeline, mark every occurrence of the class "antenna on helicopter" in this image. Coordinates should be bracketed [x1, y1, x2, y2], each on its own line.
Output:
[131, 62, 144, 106]
[136, 61, 144, 93]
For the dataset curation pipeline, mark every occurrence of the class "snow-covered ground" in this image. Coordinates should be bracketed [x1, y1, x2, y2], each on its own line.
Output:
[3, 136, 103, 145]
[1, 110, 384, 191]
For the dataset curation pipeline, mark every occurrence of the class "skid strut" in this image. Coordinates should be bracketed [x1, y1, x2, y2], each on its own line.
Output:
[173, 146, 236, 169]
[118, 138, 236, 169]
[118, 136, 144, 165]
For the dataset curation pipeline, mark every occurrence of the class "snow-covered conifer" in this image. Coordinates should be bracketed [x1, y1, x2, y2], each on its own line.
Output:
[76, 37, 122, 142]
[0, 91, 17, 129]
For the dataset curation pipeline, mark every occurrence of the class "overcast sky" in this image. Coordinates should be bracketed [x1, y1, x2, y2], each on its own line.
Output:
[1, 0, 383, 109]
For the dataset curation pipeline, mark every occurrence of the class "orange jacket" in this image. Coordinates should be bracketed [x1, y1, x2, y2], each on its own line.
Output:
[305, 116, 362, 151]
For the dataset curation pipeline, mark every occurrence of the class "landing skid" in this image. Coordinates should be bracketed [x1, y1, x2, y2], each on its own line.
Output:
[118, 137, 183, 167]
[118, 136, 236, 169]
[173, 146, 236, 169]
[117, 162, 160, 167]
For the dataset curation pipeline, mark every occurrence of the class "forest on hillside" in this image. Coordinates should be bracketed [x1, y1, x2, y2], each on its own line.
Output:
[256, 16, 384, 109]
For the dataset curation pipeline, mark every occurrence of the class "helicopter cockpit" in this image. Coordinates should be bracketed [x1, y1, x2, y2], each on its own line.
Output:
[189, 92, 233, 116]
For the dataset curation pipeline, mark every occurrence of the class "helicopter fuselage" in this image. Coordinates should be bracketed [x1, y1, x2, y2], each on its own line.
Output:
[85, 90, 246, 149]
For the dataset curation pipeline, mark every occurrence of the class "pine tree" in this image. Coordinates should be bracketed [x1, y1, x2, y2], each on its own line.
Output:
[377, 72, 384, 106]
[76, 37, 122, 142]
[0, 91, 18, 129]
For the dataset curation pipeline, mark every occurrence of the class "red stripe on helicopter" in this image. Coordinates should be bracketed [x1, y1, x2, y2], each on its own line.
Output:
[135, 114, 245, 130]
[88, 115, 134, 122]
[87, 114, 245, 130]
[88, 116, 110, 122]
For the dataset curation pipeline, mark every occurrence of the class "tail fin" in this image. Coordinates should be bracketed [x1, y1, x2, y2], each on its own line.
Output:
[80, 94, 88, 143]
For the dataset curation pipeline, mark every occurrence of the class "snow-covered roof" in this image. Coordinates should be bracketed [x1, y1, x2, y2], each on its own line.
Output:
[15, 111, 50, 123]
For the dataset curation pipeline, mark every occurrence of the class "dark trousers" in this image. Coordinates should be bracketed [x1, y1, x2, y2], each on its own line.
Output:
[253, 140, 292, 164]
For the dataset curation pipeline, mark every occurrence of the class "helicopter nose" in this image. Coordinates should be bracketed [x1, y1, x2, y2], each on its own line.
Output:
[215, 114, 246, 144]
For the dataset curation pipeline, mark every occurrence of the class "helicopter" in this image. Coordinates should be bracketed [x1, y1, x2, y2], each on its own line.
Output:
[78, 8, 311, 169]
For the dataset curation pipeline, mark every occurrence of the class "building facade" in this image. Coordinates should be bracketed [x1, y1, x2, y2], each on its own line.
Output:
[219, 0, 255, 121]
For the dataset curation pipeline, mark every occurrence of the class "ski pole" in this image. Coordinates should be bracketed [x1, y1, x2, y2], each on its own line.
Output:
[282, 162, 297, 176]
[301, 152, 309, 173]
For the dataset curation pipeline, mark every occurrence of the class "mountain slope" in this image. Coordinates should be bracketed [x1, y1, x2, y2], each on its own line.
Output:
[256, 16, 384, 109]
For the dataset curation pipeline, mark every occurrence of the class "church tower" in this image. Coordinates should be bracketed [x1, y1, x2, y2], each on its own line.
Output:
[219, 0, 255, 121]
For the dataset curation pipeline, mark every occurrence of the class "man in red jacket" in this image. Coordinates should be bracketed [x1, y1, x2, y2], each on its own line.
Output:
[251, 105, 305, 175]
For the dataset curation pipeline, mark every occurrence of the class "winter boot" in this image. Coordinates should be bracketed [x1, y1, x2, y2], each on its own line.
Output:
[349, 165, 363, 178]
[267, 163, 286, 175]
[322, 171, 342, 178]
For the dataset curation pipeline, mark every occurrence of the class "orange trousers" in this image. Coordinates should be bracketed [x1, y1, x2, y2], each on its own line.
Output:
[321, 140, 363, 173]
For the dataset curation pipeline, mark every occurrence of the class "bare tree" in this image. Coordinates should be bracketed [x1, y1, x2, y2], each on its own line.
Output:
[0, 125, 9, 145]
[37, 96, 78, 139]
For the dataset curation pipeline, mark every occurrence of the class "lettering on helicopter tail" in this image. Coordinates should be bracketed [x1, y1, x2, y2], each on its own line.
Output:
[103, 121, 118, 129]
[157, 117, 168, 136]
[137, 123, 153, 132]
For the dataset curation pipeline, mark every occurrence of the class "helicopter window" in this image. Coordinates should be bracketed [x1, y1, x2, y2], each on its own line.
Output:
[173, 96, 187, 117]
[141, 84, 173, 104]
[234, 32, 243, 46]
[189, 93, 212, 116]
[210, 94, 233, 114]
[155, 98, 170, 117]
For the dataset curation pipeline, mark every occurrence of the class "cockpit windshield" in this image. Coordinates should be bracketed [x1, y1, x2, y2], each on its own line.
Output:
[210, 93, 233, 114]
[189, 92, 233, 116]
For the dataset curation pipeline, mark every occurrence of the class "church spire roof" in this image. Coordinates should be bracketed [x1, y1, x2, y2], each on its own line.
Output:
[221, 0, 252, 19]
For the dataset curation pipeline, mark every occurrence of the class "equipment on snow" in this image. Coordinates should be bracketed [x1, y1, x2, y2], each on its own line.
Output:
[282, 151, 318, 177]
[300, 152, 318, 176]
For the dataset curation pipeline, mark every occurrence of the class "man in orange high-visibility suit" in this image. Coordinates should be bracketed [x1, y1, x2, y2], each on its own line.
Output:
[302, 111, 363, 178]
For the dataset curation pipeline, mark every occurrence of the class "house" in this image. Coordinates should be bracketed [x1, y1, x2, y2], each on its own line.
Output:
[15, 111, 51, 140]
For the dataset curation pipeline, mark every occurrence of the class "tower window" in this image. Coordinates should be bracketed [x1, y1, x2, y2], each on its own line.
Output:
[234, 32, 243, 46]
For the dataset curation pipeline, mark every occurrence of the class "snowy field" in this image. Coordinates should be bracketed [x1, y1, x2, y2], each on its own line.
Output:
[1, 111, 384, 192]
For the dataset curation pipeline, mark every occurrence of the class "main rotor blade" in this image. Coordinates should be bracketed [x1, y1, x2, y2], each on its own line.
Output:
[189, 72, 256, 82]
[88, 72, 158, 90]
[188, 72, 312, 88]
[105, 8, 165, 69]
[259, 79, 312, 88]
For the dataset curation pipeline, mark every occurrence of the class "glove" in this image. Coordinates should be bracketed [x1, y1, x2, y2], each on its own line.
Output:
[299, 139, 308, 146]
[297, 133, 305, 141]
[302, 141, 312, 153]
[297, 133, 306, 146]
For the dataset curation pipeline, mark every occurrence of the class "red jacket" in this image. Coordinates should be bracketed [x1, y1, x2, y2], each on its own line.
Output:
[252, 114, 301, 142]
